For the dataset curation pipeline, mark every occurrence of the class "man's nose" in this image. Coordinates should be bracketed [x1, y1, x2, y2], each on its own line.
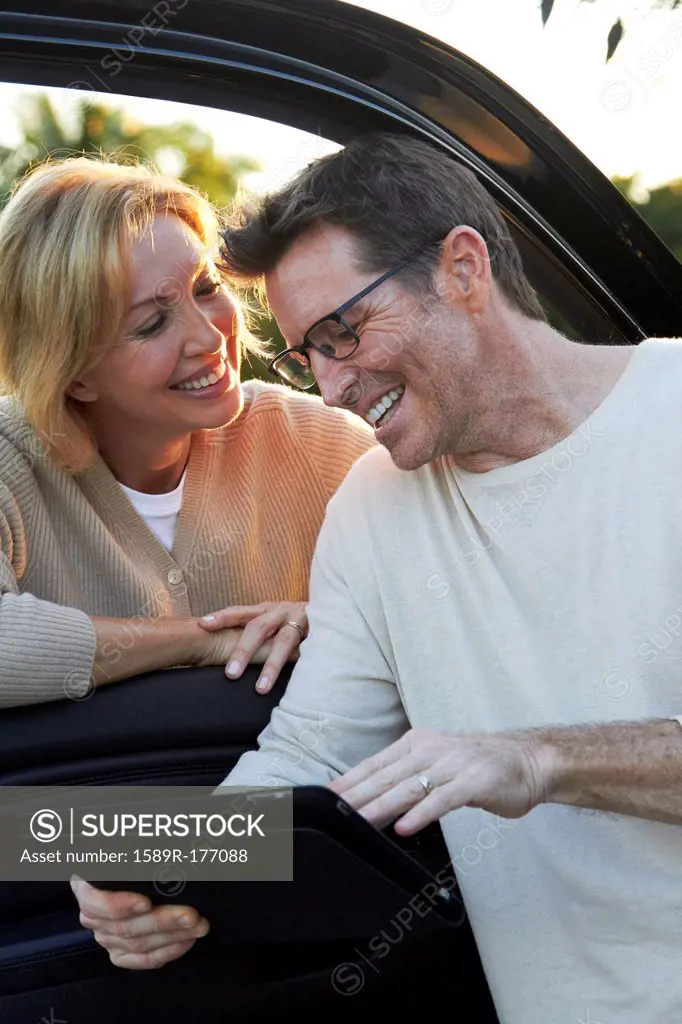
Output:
[313, 357, 365, 410]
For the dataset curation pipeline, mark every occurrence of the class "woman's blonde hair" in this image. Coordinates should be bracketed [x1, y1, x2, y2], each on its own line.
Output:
[0, 156, 252, 473]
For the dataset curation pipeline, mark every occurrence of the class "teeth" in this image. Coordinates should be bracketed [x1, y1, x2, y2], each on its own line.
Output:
[174, 362, 226, 391]
[366, 385, 404, 425]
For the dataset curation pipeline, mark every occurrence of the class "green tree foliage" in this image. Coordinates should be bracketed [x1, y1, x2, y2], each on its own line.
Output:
[612, 176, 682, 262]
[0, 93, 258, 211]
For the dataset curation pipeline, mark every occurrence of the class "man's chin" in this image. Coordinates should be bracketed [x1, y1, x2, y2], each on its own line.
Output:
[383, 438, 434, 473]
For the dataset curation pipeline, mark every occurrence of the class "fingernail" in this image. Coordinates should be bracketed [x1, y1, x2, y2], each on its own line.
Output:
[201, 615, 216, 623]
[196, 920, 210, 937]
[226, 660, 241, 677]
[69, 874, 83, 890]
[132, 900, 149, 914]
[177, 914, 191, 927]
[256, 676, 269, 693]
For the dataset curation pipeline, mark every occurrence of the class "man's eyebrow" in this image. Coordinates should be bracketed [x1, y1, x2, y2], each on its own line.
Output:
[339, 294, 372, 318]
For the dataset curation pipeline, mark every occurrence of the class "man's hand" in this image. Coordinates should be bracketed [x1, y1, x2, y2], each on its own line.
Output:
[330, 719, 682, 831]
[329, 727, 550, 835]
[71, 877, 209, 969]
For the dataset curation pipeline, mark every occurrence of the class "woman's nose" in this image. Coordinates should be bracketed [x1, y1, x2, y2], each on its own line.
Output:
[182, 307, 225, 355]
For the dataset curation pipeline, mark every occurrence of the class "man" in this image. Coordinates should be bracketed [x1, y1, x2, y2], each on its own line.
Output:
[73, 134, 682, 1024]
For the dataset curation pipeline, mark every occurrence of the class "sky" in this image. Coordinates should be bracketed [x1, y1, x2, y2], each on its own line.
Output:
[342, 0, 682, 192]
[0, 0, 680, 195]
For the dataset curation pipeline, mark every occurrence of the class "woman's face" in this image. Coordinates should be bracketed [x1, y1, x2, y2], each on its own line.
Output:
[69, 214, 242, 443]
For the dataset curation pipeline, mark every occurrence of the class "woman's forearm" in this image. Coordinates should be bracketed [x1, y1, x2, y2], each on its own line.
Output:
[90, 614, 240, 687]
[0, 593, 269, 709]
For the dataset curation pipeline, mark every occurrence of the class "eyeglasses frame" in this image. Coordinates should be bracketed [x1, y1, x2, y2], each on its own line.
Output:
[268, 240, 439, 389]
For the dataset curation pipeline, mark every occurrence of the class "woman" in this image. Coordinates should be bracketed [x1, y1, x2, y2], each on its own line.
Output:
[0, 156, 374, 708]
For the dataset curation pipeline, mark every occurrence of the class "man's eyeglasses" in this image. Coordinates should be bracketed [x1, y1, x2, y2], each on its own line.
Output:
[268, 240, 440, 391]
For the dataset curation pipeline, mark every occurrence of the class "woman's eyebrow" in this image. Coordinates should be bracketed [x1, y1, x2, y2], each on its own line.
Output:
[128, 294, 159, 312]
[127, 259, 213, 313]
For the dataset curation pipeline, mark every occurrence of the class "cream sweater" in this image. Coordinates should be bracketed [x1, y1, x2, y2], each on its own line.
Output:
[225, 340, 682, 1024]
[0, 380, 375, 707]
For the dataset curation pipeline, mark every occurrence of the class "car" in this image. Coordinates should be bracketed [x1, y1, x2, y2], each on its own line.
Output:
[1, 2, 680, 1023]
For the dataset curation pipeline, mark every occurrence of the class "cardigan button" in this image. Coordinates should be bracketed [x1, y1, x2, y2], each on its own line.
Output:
[167, 568, 184, 585]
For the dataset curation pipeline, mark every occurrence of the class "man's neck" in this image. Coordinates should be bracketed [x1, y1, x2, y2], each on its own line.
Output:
[449, 333, 635, 473]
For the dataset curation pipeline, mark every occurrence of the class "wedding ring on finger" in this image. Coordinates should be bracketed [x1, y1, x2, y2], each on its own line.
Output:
[415, 774, 433, 798]
[284, 620, 306, 640]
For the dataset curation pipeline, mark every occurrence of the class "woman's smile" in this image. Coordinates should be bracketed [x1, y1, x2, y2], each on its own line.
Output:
[169, 357, 236, 397]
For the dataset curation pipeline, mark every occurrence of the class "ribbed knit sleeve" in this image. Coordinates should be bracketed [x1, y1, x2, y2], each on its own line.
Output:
[0, 589, 97, 708]
[0, 454, 97, 708]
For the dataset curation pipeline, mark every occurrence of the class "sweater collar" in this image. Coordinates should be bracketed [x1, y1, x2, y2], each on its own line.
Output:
[76, 429, 211, 568]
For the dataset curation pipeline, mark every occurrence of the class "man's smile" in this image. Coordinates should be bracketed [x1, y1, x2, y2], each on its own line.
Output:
[364, 384, 405, 427]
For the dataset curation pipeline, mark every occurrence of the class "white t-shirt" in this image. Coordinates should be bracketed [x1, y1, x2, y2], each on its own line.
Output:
[225, 338, 682, 1024]
[119, 470, 186, 552]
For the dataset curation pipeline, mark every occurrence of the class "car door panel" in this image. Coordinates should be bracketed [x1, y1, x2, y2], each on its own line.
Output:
[1, 665, 287, 786]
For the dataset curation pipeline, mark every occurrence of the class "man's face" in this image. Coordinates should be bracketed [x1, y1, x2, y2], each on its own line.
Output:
[266, 224, 485, 471]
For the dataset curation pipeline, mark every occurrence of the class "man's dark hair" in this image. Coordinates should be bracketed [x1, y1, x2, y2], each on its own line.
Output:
[220, 132, 546, 322]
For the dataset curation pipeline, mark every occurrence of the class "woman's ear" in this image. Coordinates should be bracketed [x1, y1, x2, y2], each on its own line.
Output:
[65, 378, 98, 403]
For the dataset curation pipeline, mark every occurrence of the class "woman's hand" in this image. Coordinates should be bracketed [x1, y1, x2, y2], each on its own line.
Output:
[71, 877, 209, 970]
[198, 601, 308, 694]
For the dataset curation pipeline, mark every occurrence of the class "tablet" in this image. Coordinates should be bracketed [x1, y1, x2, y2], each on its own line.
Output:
[95, 786, 466, 943]
[290, 785, 463, 920]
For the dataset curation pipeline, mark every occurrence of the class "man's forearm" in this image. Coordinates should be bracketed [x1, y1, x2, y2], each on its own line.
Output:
[535, 718, 682, 825]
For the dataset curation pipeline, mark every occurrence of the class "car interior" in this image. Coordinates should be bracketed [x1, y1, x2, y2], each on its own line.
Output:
[1, 2, 681, 1022]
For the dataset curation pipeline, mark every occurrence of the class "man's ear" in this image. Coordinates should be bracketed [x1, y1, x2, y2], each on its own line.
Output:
[437, 226, 490, 315]
[65, 378, 98, 403]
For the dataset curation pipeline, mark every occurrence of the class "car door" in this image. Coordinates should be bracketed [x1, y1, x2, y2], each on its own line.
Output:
[1, 2, 680, 1023]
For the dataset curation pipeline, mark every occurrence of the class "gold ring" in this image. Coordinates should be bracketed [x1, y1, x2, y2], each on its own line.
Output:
[415, 774, 433, 797]
[285, 620, 306, 640]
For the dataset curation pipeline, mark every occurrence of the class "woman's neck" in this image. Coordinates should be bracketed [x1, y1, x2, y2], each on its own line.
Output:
[95, 430, 192, 494]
